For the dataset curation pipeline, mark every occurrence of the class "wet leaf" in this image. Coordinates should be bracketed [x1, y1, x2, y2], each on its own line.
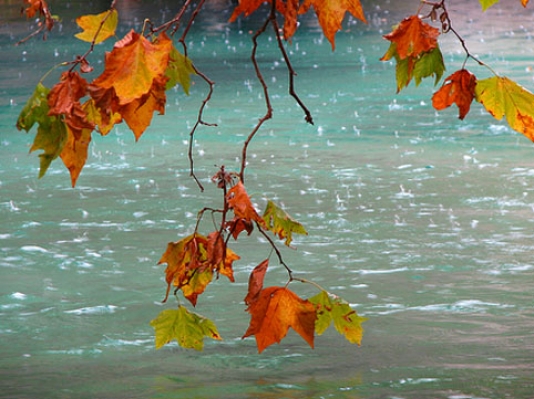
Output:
[309, 290, 367, 345]
[165, 46, 196, 94]
[16, 83, 68, 178]
[381, 15, 439, 60]
[432, 69, 477, 120]
[243, 286, 317, 353]
[59, 101, 95, 187]
[150, 306, 221, 350]
[382, 41, 445, 92]
[262, 200, 307, 246]
[244, 259, 269, 306]
[158, 234, 209, 305]
[475, 76, 534, 141]
[226, 181, 266, 238]
[91, 30, 173, 105]
[228, 0, 286, 24]
[206, 231, 240, 282]
[75, 9, 118, 44]
[299, 0, 367, 50]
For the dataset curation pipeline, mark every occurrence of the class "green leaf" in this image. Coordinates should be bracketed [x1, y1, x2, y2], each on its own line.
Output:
[384, 42, 445, 92]
[262, 200, 308, 246]
[150, 305, 222, 350]
[309, 290, 367, 345]
[17, 83, 68, 178]
[16, 83, 50, 132]
[479, 0, 500, 11]
[413, 46, 445, 87]
[75, 9, 118, 44]
[475, 76, 534, 141]
[165, 47, 196, 94]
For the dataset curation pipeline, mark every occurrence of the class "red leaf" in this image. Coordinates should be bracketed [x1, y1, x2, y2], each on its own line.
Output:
[244, 259, 269, 305]
[243, 286, 317, 353]
[382, 15, 439, 60]
[432, 69, 477, 120]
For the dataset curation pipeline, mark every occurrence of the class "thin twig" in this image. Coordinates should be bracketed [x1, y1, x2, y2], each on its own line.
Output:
[239, 13, 274, 183]
[271, 18, 314, 124]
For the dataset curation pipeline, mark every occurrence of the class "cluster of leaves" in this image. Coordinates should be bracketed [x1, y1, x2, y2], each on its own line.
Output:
[17, 4, 195, 187]
[15, 0, 534, 353]
[152, 168, 366, 352]
[16, 0, 368, 353]
[380, 0, 534, 140]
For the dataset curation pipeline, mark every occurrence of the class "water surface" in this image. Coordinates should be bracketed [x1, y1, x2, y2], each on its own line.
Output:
[1, 1, 534, 398]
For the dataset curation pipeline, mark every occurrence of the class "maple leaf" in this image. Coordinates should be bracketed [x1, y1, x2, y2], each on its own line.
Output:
[47, 71, 94, 140]
[75, 9, 119, 44]
[244, 259, 269, 306]
[16, 83, 68, 178]
[475, 76, 534, 141]
[206, 231, 239, 282]
[83, 98, 121, 136]
[262, 200, 308, 247]
[309, 290, 367, 345]
[158, 234, 210, 304]
[382, 15, 439, 60]
[299, 0, 367, 50]
[59, 102, 95, 187]
[165, 46, 196, 94]
[243, 286, 317, 353]
[382, 42, 445, 92]
[228, 0, 286, 24]
[226, 181, 266, 238]
[91, 30, 173, 105]
[119, 75, 168, 141]
[150, 306, 221, 350]
[432, 69, 477, 120]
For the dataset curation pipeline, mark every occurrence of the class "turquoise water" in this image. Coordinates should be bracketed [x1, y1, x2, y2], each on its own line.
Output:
[2, 0, 534, 398]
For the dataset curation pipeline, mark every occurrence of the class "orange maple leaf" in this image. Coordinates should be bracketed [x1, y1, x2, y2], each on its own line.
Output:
[158, 234, 210, 304]
[60, 124, 91, 188]
[226, 181, 266, 238]
[382, 15, 439, 60]
[244, 259, 269, 305]
[47, 71, 94, 142]
[91, 30, 173, 105]
[432, 69, 477, 120]
[206, 231, 240, 282]
[119, 75, 168, 141]
[243, 286, 317, 353]
[299, 0, 367, 50]
[228, 0, 286, 23]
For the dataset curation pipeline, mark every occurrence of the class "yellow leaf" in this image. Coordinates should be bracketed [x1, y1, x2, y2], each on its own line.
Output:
[75, 9, 118, 44]
[475, 76, 534, 141]
[150, 306, 221, 350]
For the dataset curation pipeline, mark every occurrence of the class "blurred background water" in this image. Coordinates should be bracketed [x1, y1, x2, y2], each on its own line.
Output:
[1, 0, 534, 398]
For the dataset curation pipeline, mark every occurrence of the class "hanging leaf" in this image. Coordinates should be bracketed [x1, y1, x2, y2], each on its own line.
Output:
[382, 15, 439, 60]
[91, 30, 173, 105]
[299, 0, 367, 50]
[475, 76, 534, 141]
[158, 234, 209, 305]
[228, 0, 286, 25]
[59, 102, 95, 187]
[262, 200, 308, 247]
[243, 286, 317, 353]
[432, 69, 477, 120]
[226, 181, 266, 238]
[75, 9, 118, 44]
[244, 259, 269, 306]
[165, 46, 196, 94]
[16, 83, 68, 178]
[150, 306, 222, 350]
[205, 231, 240, 282]
[309, 290, 367, 345]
